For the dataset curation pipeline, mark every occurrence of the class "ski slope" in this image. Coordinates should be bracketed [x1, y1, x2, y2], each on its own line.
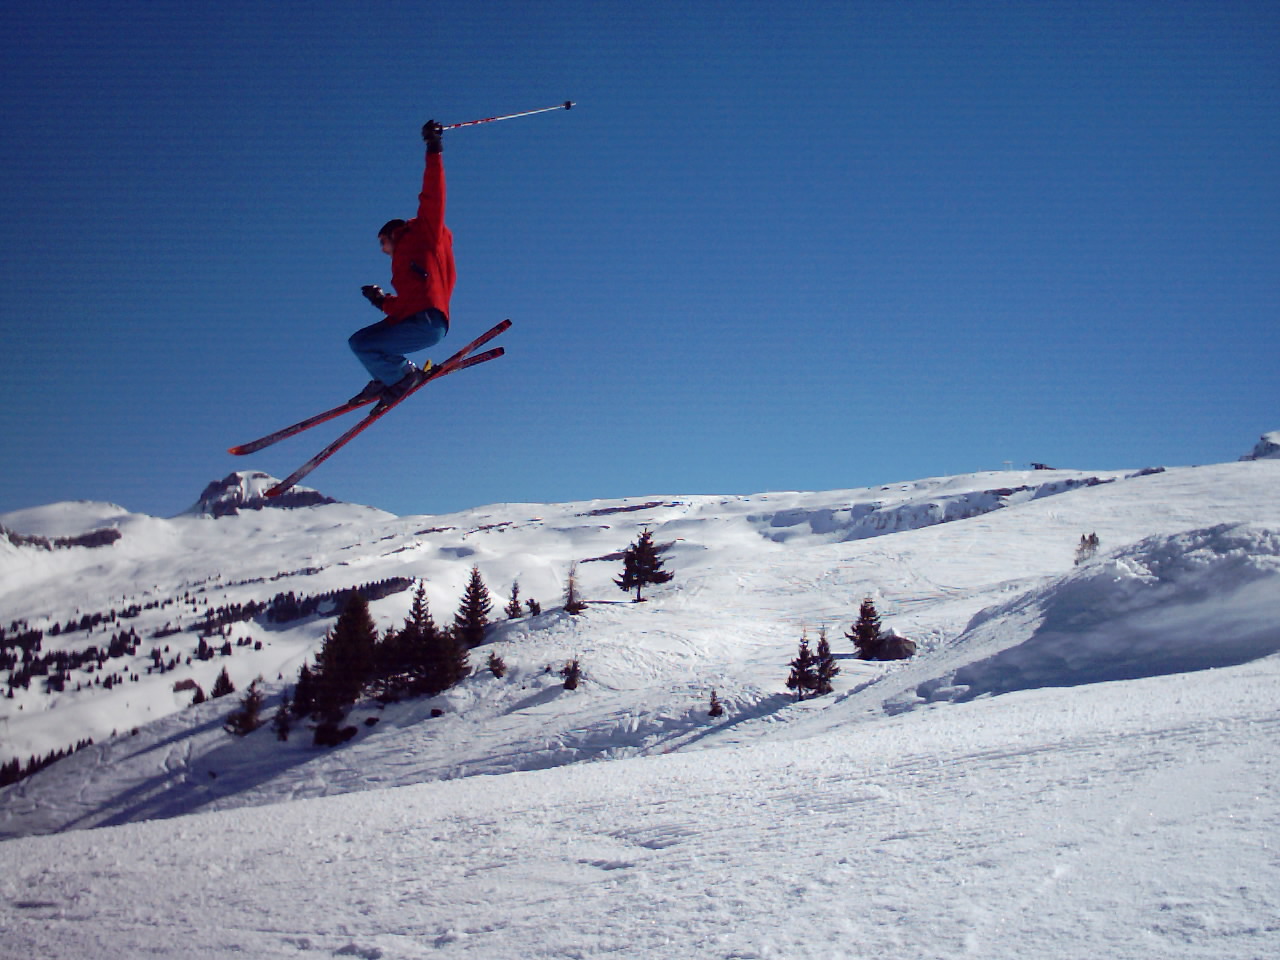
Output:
[1, 457, 1278, 958]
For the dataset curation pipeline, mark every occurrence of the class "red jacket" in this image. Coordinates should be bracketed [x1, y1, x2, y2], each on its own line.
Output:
[380, 151, 456, 323]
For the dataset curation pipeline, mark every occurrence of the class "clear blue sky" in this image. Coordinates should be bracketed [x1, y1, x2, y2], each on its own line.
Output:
[2, 0, 1276, 518]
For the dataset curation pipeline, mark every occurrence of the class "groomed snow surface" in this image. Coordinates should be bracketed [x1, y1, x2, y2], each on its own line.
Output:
[2, 459, 1279, 959]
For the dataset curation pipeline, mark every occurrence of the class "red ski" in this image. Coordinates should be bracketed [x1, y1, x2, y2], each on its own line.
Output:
[227, 319, 511, 498]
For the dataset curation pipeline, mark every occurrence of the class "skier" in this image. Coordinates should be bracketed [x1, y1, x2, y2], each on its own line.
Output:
[348, 119, 456, 408]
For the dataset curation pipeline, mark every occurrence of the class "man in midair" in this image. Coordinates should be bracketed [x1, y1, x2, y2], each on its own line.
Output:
[349, 120, 456, 409]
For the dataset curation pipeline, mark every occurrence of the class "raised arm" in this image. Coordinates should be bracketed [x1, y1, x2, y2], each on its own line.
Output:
[417, 120, 445, 233]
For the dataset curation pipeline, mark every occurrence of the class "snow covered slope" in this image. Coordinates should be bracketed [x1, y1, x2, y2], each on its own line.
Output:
[0, 500, 135, 539]
[1, 459, 1278, 958]
[0, 466, 1135, 766]
[3, 635, 1278, 959]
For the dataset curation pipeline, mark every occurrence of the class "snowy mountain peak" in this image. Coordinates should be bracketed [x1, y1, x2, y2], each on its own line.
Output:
[1240, 430, 1280, 461]
[187, 471, 337, 517]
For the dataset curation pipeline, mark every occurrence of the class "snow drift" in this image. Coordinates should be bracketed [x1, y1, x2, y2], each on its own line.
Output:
[897, 523, 1280, 707]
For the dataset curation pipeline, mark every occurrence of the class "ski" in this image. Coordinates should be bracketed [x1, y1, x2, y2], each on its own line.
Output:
[262, 319, 512, 499]
[264, 347, 504, 498]
[229, 318, 512, 457]
[228, 398, 372, 457]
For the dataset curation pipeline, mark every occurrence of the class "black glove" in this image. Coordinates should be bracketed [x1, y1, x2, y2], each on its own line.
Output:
[361, 284, 386, 309]
[422, 119, 443, 154]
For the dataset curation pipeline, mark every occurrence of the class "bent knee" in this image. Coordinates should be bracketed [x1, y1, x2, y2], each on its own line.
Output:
[349, 326, 377, 352]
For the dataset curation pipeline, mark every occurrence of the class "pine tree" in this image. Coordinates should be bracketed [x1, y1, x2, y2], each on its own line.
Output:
[371, 625, 402, 701]
[847, 597, 883, 660]
[453, 566, 493, 648]
[504, 581, 523, 619]
[786, 635, 818, 700]
[406, 582, 434, 633]
[224, 677, 266, 735]
[708, 689, 724, 718]
[273, 690, 293, 741]
[487, 651, 507, 678]
[292, 663, 316, 717]
[561, 658, 582, 690]
[423, 626, 469, 694]
[814, 628, 839, 695]
[312, 592, 378, 719]
[387, 584, 468, 697]
[394, 583, 436, 695]
[615, 528, 674, 602]
[564, 563, 587, 615]
[211, 666, 235, 699]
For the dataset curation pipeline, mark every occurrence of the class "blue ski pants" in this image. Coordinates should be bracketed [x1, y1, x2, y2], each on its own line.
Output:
[348, 309, 449, 385]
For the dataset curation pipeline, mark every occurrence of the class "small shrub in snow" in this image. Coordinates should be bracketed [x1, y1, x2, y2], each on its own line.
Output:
[564, 563, 587, 615]
[313, 719, 358, 747]
[488, 651, 507, 678]
[708, 689, 724, 718]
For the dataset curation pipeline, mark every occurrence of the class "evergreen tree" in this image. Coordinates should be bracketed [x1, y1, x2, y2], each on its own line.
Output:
[615, 529, 674, 602]
[487, 651, 507, 678]
[846, 597, 883, 660]
[370, 625, 402, 701]
[377, 584, 468, 697]
[312, 592, 378, 719]
[561, 658, 582, 690]
[504, 581, 523, 619]
[786, 635, 818, 700]
[273, 690, 293, 741]
[708, 688, 724, 718]
[224, 677, 266, 735]
[292, 663, 316, 717]
[396, 583, 437, 695]
[814, 628, 839, 695]
[564, 563, 587, 615]
[423, 625, 470, 694]
[211, 666, 235, 699]
[453, 566, 493, 648]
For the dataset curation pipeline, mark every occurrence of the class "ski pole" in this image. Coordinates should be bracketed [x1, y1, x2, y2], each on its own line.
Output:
[443, 100, 574, 131]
